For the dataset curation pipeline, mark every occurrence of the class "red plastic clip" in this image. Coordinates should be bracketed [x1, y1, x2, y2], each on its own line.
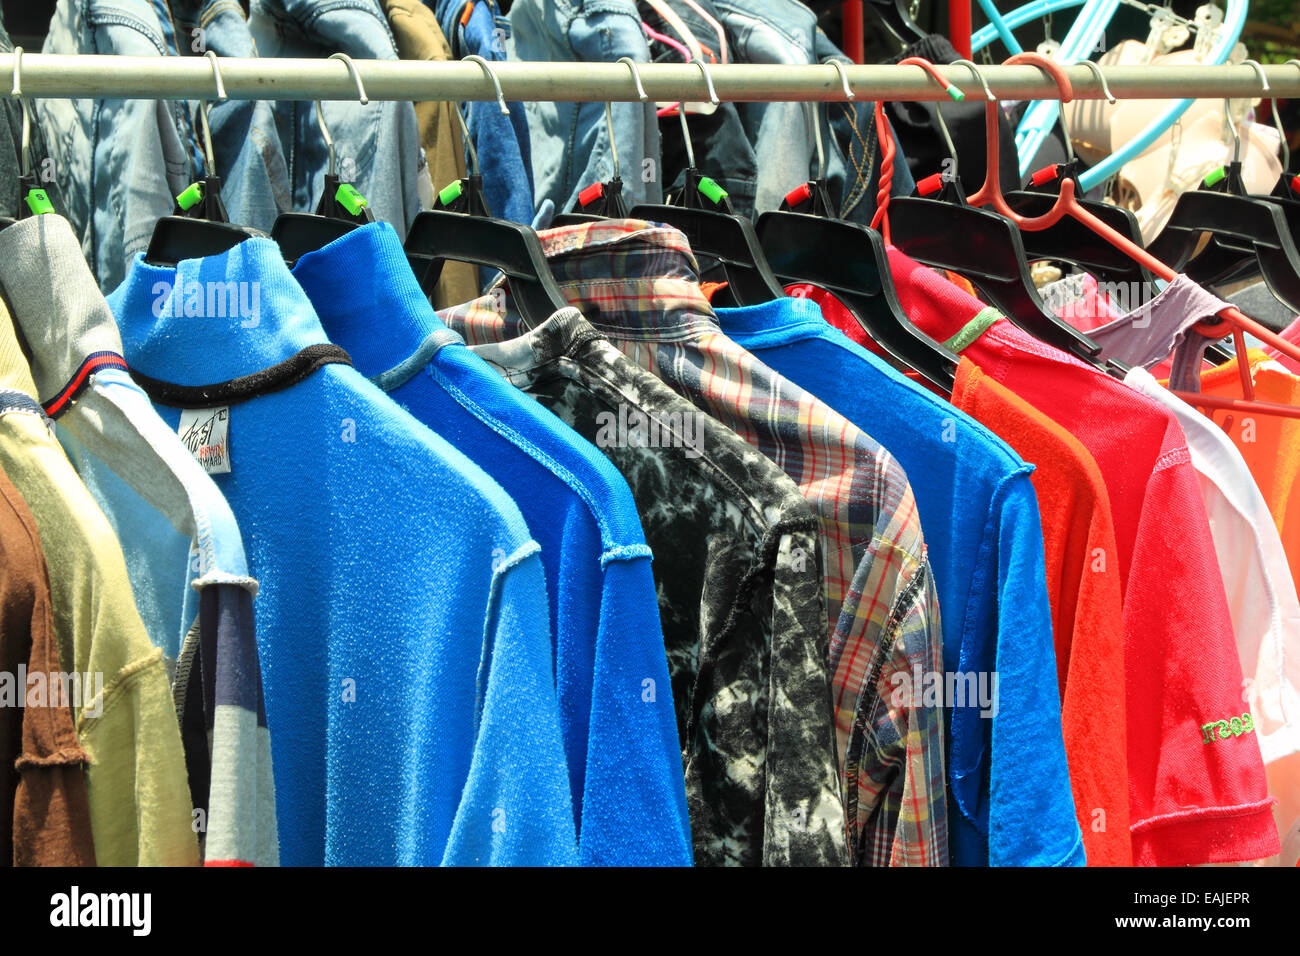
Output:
[578, 182, 605, 207]
[916, 173, 944, 196]
[1289, 175, 1300, 197]
[784, 183, 812, 208]
[1030, 165, 1060, 187]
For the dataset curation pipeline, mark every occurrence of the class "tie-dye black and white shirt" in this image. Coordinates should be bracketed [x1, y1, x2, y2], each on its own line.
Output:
[466, 307, 847, 867]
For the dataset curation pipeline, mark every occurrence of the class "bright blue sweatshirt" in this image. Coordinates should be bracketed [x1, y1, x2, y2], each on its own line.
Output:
[108, 238, 578, 866]
[290, 222, 692, 866]
[716, 297, 1083, 867]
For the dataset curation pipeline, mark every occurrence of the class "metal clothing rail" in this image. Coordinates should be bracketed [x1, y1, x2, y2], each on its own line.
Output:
[3, 54, 1299, 103]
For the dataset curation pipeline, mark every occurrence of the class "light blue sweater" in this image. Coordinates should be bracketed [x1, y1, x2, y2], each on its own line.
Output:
[108, 238, 578, 866]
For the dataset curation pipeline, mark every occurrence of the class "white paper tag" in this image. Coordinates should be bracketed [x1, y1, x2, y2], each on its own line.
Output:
[177, 407, 231, 474]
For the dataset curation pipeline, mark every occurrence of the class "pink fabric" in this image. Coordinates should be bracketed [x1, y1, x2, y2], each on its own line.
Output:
[1266, 316, 1300, 374]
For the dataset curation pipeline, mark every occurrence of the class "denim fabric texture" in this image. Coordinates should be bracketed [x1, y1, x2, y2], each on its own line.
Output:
[40, 0, 199, 291]
[249, 0, 424, 238]
[158, 1, 294, 237]
[710, 0, 817, 214]
[432, 0, 535, 224]
[640, 0, 756, 219]
[814, 29, 915, 226]
[0, 19, 67, 220]
[508, 0, 662, 214]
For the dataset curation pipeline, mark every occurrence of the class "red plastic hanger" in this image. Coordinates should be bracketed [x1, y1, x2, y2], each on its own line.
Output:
[879, 52, 1300, 420]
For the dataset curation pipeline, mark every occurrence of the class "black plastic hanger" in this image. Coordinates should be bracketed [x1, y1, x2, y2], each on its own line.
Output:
[890, 177, 1108, 364]
[629, 58, 785, 306]
[1007, 161, 1155, 290]
[887, 59, 1107, 367]
[752, 88, 958, 390]
[272, 76, 376, 267]
[145, 52, 263, 266]
[1147, 162, 1300, 316]
[759, 205, 959, 391]
[402, 55, 569, 328]
[404, 211, 570, 328]
[866, 0, 929, 46]
[1146, 83, 1300, 316]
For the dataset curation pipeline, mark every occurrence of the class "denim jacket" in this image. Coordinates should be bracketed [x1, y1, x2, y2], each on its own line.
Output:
[639, 0, 757, 219]
[0, 19, 67, 220]
[814, 30, 915, 226]
[249, 0, 425, 237]
[40, 0, 200, 291]
[159, 1, 295, 234]
[710, 0, 818, 214]
[432, 0, 535, 224]
[507, 0, 662, 214]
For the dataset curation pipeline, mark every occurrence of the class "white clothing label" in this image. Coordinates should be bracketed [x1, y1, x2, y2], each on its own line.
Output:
[177, 407, 231, 474]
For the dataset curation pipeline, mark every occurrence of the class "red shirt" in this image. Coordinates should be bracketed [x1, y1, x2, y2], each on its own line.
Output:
[808, 248, 1279, 865]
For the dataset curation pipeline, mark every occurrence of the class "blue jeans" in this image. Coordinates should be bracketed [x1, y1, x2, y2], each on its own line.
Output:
[641, 0, 757, 219]
[711, 0, 818, 214]
[814, 30, 916, 227]
[40, 0, 199, 291]
[432, 0, 535, 224]
[507, 0, 662, 214]
[249, 0, 425, 238]
[160, 1, 294, 235]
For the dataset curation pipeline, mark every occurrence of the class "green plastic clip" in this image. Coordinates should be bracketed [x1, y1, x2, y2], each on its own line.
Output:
[945, 84, 965, 102]
[697, 176, 728, 205]
[1204, 166, 1226, 188]
[438, 179, 465, 207]
[176, 182, 204, 211]
[335, 183, 369, 215]
[23, 188, 53, 216]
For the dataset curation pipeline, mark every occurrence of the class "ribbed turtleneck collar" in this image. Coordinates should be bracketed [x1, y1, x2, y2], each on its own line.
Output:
[292, 221, 441, 378]
[109, 236, 332, 387]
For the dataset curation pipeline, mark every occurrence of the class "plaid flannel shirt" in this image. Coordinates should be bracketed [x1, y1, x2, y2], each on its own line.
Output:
[440, 219, 948, 866]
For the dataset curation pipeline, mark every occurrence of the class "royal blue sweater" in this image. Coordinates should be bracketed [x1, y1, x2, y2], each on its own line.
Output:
[109, 238, 578, 866]
[291, 222, 691, 865]
[718, 297, 1083, 867]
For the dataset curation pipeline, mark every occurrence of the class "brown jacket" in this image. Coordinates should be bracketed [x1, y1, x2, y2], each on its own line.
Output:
[383, 0, 481, 309]
[0, 463, 95, 866]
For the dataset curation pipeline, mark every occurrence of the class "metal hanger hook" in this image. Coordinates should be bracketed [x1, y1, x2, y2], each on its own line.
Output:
[674, 57, 719, 171]
[1076, 59, 1116, 104]
[197, 49, 227, 180]
[689, 56, 720, 106]
[616, 56, 649, 102]
[677, 100, 696, 169]
[805, 102, 825, 181]
[1241, 58, 1269, 93]
[898, 57, 963, 176]
[464, 54, 508, 116]
[1279, 59, 1300, 172]
[315, 101, 337, 178]
[10, 46, 30, 180]
[594, 55, 651, 183]
[451, 101, 480, 178]
[950, 58, 995, 101]
[1222, 96, 1242, 167]
[328, 52, 368, 105]
[827, 58, 855, 100]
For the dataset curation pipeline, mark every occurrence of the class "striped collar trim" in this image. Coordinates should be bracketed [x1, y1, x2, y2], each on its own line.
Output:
[41, 351, 130, 418]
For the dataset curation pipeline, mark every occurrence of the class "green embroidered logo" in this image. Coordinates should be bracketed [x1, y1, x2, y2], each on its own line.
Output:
[1200, 713, 1255, 744]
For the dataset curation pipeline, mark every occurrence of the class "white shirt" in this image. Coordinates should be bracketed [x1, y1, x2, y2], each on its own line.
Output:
[1126, 366, 1300, 865]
